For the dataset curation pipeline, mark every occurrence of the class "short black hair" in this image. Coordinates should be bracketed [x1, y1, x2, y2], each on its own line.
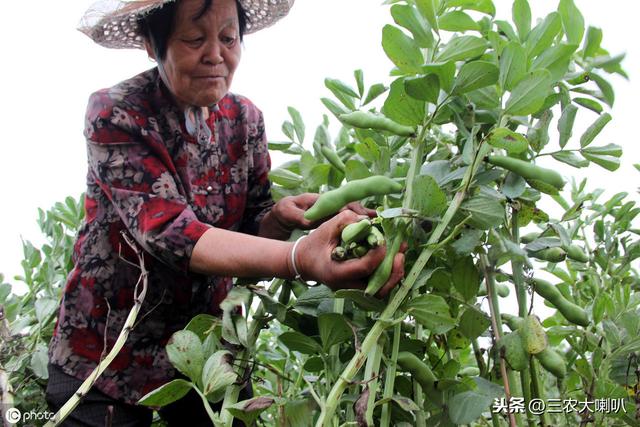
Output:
[138, 0, 248, 61]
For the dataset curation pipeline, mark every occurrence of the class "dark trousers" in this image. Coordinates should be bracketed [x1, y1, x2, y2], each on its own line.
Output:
[45, 364, 250, 427]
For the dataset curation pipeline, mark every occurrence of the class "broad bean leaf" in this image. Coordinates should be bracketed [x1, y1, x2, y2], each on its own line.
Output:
[202, 350, 237, 398]
[227, 397, 276, 426]
[391, 4, 434, 49]
[526, 12, 562, 59]
[435, 36, 488, 63]
[279, 331, 322, 355]
[363, 83, 388, 105]
[461, 195, 505, 229]
[439, 11, 479, 32]
[459, 306, 491, 339]
[582, 143, 622, 157]
[504, 69, 552, 116]
[499, 41, 526, 91]
[411, 175, 447, 216]
[269, 168, 304, 189]
[35, 297, 57, 323]
[512, 0, 531, 41]
[580, 113, 612, 148]
[383, 78, 425, 126]
[185, 314, 218, 342]
[581, 152, 621, 171]
[502, 172, 527, 199]
[449, 378, 504, 424]
[531, 43, 577, 83]
[582, 26, 602, 59]
[553, 151, 589, 168]
[589, 73, 615, 107]
[334, 289, 385, 312]
[452, 257, 481, 301]
[382, 25, 424, 74]
[453, 61, 499, 94]
[557, 104, 578, 148]
[30, 344, 49, 380]
[405, 294, 456, 334]
[422, 62, 456, 93]
[445, 0, 495, 16]
[288, 107, 306, 144]
[574, 97, 603, 114]
[139, 379, 193, 407]
[345, 159, 373, 181]
[415, 0, 439, 33]
[404, 74, 440, 103]
[318, 313, 352, 351]
[486, 127, 528, 154]
[166, 330, 204, 383]
[558, 0, 584, 45]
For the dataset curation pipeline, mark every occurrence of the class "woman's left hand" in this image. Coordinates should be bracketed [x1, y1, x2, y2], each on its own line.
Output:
[272, 193, 376, 231]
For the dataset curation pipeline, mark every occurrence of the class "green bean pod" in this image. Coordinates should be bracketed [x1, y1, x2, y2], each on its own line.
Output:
[520, 232, 540, 244]
[534, 347, 567, 378]
[396, 352, 437, 390]
[478, 283, 510, 298]
[339, 111, 416, 137]
[320, 145, 346, 173]
[304, 176, 403, 221]
[501, 314, 524, 331]
[487, 155, 565, 190]
[458, 367, 481, 377]
[532, 279, 590, 327]
[331, 246, 346, 261]
[521, 315, 547, 355]
[530, 247, 567, 263]
[496, 331, 528, 371]
[364, 230, 404, 296]
[366, 227, 385, 248]
[564, 244, 590, 263]
[352, 245, 369, 258]
[341, 219, 372, 245]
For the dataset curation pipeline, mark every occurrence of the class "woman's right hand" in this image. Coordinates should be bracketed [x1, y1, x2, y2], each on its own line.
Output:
[292, 210, 406, 297]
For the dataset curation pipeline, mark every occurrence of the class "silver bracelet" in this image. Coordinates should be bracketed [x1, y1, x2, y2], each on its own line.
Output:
[290, 235, 307, 280]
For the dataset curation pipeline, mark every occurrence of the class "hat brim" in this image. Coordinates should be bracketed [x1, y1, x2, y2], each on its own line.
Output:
[79, 0, 294, 49]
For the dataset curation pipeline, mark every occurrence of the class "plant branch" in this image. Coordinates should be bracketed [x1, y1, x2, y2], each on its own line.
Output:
[45, 232, 148, 427]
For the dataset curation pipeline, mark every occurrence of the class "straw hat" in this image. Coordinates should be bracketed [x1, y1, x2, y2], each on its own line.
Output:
[79, 0, 295, 49]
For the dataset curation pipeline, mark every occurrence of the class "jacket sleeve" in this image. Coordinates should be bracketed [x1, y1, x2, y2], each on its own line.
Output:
[84, 90, 211, 274]
[238, 105, 275, 236]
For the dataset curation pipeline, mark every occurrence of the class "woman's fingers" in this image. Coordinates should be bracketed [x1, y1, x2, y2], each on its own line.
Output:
[342, 201, 377, 218]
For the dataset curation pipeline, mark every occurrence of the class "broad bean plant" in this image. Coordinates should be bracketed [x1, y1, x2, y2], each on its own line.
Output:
[3, 1, 639, 427]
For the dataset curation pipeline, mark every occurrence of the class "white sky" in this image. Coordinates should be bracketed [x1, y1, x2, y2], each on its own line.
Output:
[0, 1, 638, 284]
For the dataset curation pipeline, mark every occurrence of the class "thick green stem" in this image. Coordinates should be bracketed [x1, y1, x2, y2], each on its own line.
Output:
[529, 359, 550, 427]
[480, 254, 519, 427]
[510, 208, 535, 427]
[363, 337, 384, 426]
[510, 209, 529, 319]
[412, 316, 427, 426]
[380, 321, 402, 427]
[220, 279, 284, 426]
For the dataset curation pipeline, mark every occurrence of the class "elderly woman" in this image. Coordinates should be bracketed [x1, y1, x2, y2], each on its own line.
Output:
[46, 0, 405, 425]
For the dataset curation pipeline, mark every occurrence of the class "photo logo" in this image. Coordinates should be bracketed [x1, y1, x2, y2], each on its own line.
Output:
[5, 407, 21, 424]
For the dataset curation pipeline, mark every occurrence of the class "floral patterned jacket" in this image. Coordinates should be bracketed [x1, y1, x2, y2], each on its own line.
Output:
[48, 68, 274, 404]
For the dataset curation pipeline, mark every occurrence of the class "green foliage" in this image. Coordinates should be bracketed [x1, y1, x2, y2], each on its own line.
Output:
[4, 1, 638, 426]
[0, 195, 84, 414]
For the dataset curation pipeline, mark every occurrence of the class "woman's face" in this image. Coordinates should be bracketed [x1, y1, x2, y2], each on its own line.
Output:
[155, 0, 242, 108]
